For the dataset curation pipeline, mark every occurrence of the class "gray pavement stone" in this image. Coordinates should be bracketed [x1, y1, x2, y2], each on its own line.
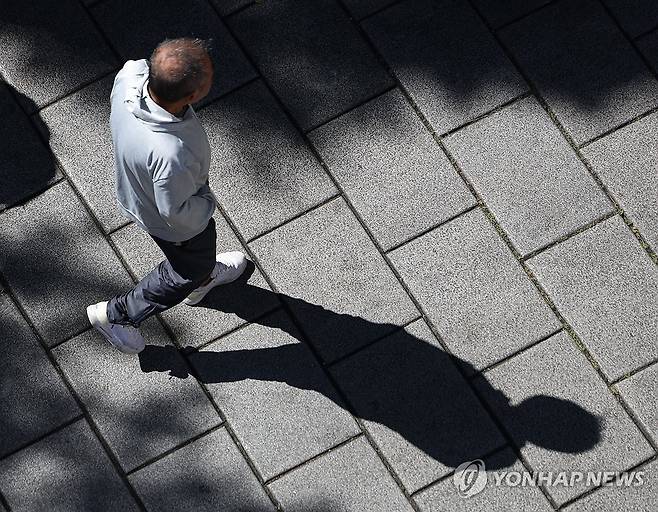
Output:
[475, 331, 654, 506]
[39, 77, 123, 233]
[499, 0, 658, 144]
[601, 0, 658, 37]
[249, 198, 418, 363]
[0, 181, 134, 345]
[130, 428, 275, 512]
[616, 363, 658, 445]
[363, 0, 527, 134]
[0, 295, 80, 458]
[564, 458, 658, 512]
[110, 214, 279, 348]
[309, 88, 474, 251]
[414, 447, 553, 512]
[445, 96, 613, 256]
[0, 0, 117, 111]
[471, 0, 552, 28]
[200, 80, 336, 240]
[582, 111, 658, 251]
[189, 309, 360, 480]
[639, 29, 658, 74]
[526, 215, 658, 382]
[52, 317, 220, 472]
[0, 420, 139, 512]
[227, 0, 393, 131]
[0, 83, 59, 210]
[91, 0, 255, 104]
[331, 319, 505, 492]
[269, 436, 414, 512]
[389, 208, 560, 373]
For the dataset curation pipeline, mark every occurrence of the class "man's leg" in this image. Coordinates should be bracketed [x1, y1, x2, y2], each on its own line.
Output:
[106, 219, 217, 327]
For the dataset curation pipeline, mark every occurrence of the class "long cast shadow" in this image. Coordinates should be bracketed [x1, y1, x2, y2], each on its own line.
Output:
[139, 264, 601, 472]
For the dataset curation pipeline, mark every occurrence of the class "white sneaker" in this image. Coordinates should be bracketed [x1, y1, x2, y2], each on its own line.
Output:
[86, 301, 146, 354]
[183, 251, 248, 306]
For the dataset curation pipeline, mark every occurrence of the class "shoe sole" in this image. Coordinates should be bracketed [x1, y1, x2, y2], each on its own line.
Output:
[184, 259, 248, 306]
[86, 304, 142, 354]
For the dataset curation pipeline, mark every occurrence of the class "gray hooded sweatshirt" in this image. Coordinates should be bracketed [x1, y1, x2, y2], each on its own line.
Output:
[110, 59, 215, 242]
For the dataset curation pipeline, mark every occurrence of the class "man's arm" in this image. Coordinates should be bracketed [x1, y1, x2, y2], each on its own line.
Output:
[153, 170, 214, 233]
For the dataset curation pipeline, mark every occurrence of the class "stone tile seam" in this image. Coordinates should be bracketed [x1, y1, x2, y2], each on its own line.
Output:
[491, 0, 563, 32]
[467, 0, 658, 267]
[555, 453, 657, 510]
[610, 358, 658, 387]
[463, 0, 658, 419]
[0, 280, 148, 511]
[634, 24, 658, 42]
[610, 384, 658, 454]
[577, 103, 658, 150]
[207, 6, 437, 507]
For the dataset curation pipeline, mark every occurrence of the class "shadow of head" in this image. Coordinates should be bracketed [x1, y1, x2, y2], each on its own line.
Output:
[139, 279, 602, 472]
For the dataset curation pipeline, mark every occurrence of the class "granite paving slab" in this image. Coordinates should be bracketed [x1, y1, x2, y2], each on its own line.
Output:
[0, 0, 117, 111]
[601, 0, 658, 37]
[0, 420, 139, 512]
[638, 29, 658, 74]
[0, 181, 134, 345]
[0, 294, 80, 458]
[413, 447, 553, 511]
[564, 459, 657, 511]
[389, 207, 560, 373]
[200, 80, 336, 240]
[445, 96, 613, 256]
[526, 215, 658, 382]
[38, 77, 123, 233]
[129, 427, 275, 512]
[91, 0, 255, 104]
[471, 0, 553, 28]
[210, 0, 253, 16]
[582, 111, 658, 251]
[499, 0, 658, 144]
[616, 363, 658, 445]
[188, 309, 361, 480]
[227, 0, 393, 131]
[249, 197, 418, 363]
[52, 317, 220, 472]
[0, 83, 59, 210]
[110, 214, 279, 348]
[330, 319, 505, 492]
[475, 331, 653, 505]
[269, 436, 414, 512]
[363, 0, 527, 134]
[309, 88, 474, 251]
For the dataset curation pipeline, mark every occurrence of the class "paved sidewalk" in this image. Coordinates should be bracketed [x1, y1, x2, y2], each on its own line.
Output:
[1, 0, 657, 510]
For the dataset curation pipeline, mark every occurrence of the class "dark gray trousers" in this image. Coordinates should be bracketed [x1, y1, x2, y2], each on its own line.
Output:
[106, 218, 217, 327]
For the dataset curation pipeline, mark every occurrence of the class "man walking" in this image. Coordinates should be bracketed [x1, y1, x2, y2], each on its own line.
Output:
[87, 38, 246, 354]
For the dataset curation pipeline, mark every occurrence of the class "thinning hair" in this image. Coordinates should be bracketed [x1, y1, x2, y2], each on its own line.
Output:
[148, 38, 212, 103]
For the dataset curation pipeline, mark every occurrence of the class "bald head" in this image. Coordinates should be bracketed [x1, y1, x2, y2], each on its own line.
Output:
[148, 38, 213, 104]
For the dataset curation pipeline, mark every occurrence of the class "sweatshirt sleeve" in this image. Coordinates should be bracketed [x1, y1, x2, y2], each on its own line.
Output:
[152, 161, 214, 233]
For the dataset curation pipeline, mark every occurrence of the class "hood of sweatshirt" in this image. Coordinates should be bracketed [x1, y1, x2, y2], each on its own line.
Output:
[119, 59, 196, 132]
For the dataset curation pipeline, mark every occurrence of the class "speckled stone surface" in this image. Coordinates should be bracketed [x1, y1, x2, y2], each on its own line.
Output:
[0, 295, 79, 458]
[499, 0, 658, 144]
[269, 437, 414, 512]
[310, 88, 474, 250]
[527, 216, 658, 381]
[227, 0, 393, 130]
[475, 331, 654, 506]
[0, 420, 139, 512]
[189, 309, 361, 479]
[130, 428, 275, 511]
[389, 208, 560, 373]
[446, 96, 613, 255]
[583, 111, 658, 251]
[363, 0, 527, 134]
[616, 364, 658, 445]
